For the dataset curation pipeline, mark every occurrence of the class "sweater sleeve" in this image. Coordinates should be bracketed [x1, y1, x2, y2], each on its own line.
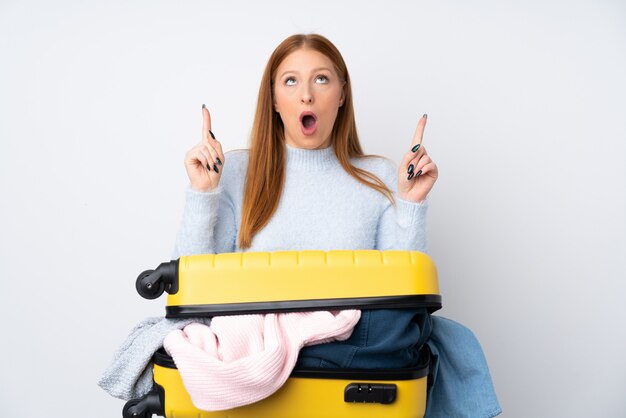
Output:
[170, 185, 237, 259]
[170, 186, 220, 259]
[375, 197, 428, 253]
[373, 157, 429, 253]
[171, 150, 247, 259]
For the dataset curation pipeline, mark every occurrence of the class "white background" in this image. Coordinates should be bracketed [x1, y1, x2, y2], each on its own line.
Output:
[1, 1, 625, 417]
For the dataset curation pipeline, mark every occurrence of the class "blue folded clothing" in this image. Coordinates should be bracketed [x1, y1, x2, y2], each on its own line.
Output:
[98, 316, 211, 400]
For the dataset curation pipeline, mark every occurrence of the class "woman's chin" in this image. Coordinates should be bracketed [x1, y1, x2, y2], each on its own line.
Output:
[286, 135, 330, 149]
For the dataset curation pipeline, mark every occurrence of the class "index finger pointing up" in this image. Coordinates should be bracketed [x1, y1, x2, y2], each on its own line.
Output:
[202, 104, 213, 143]
[411, 114, 428, 147]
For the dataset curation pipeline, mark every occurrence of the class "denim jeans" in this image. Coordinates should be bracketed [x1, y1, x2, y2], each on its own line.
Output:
[296, 310, 501, 418]
[425, 316, 501, 418]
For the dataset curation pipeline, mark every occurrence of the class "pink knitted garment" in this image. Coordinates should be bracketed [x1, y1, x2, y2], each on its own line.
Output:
[163, 310, 361, 411]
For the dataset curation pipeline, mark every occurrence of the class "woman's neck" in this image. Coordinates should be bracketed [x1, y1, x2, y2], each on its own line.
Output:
[285, 142, 337, 171]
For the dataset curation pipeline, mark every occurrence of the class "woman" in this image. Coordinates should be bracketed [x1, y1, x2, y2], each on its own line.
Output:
[173, 34, 500, 418]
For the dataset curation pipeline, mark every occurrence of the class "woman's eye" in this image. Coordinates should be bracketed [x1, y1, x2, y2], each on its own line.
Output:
[285, 77, 296, 86]
[316, 75, 329, 84]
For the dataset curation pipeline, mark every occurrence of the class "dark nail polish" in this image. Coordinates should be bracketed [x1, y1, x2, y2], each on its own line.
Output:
[213, 164, 219, 173]
[202, 104, 206, 109]
[209, 130, 216, 140]
[416, 169, 423, 178]
[411, 144, 421, 153]
[423, 113, 428, 119]
[206, 163, 211, 171]
[408, 172, 415, 180]
[216, 157, 222, 166]
[408, 164, 414, 174]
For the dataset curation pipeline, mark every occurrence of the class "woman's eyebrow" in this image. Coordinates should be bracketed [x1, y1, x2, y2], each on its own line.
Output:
[279, 67, 332, 78]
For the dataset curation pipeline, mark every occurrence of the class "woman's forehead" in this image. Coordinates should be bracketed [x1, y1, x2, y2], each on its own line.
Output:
[276, 49, 337, 76]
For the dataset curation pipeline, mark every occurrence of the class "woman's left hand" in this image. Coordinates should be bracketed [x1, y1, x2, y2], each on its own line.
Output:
[398, 114, 439, 203]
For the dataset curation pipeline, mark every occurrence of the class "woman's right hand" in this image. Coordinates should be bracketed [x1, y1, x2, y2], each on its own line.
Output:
[184, 105, 225, 192]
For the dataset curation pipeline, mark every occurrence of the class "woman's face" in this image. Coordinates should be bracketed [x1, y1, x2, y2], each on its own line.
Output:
[273, 48, 345, 150]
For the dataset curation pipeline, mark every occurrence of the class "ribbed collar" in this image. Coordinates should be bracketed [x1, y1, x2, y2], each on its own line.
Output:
[285, 143, 338, 171]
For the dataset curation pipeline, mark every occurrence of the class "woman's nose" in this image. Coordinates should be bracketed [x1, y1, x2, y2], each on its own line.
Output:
[300, 86, 313, 104]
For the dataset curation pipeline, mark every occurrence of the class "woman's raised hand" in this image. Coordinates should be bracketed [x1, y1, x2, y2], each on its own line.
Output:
[184, 105, 225, 192]
[397, 114, 439, 203]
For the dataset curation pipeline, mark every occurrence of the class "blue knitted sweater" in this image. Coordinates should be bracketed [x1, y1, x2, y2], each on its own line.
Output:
[172, 143, 427, 258]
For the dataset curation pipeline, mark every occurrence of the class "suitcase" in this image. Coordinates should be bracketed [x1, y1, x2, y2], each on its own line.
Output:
[124, 250, 441, 418]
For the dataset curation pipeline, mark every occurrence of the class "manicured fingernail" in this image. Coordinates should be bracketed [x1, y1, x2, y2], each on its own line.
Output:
[408, 164, 414, 174]
[202, 104, 206, 109]
[213, 164, 219, 173]
[206, 163, 211, 171]
[423, 113, 428, 119]
[209, 130, 216, 140]
[411, 144, 420, 153]
[216, 157, 222, 166]
[416, 169, 423, 178]
[408, 172, 415, 180]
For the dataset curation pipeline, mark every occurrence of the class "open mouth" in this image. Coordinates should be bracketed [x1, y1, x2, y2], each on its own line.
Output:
[300, 112, 318, 135]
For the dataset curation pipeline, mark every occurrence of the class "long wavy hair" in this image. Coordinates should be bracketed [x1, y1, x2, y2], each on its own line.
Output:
[239, 33, 394, 249]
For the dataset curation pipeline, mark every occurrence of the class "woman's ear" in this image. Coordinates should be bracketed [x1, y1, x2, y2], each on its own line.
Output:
[339, 82, 346, 107]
